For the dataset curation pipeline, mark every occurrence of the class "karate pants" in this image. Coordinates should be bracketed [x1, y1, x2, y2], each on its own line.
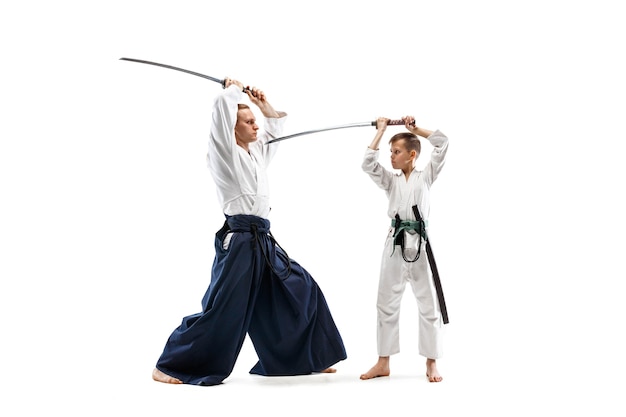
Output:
[155, 215, 347, 385]
[376, 230, 444, 359]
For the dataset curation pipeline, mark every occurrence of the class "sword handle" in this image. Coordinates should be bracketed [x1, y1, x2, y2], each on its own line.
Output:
[370, 119, 415, 127]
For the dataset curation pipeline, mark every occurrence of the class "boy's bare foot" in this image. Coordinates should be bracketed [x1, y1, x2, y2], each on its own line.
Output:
[152, 368, 183, 384]
[426, 358, 443, 382]
[360, 356, 390, 380]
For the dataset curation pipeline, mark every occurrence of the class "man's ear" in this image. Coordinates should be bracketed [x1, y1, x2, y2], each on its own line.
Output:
[411, 150, 417, 160]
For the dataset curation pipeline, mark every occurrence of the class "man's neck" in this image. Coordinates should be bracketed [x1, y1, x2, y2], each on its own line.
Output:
[236, 141, 250, 153]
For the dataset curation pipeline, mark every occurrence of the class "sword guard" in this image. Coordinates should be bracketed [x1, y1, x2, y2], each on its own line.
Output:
[221, 79, 251, 93]
[370, 119, 416, 127]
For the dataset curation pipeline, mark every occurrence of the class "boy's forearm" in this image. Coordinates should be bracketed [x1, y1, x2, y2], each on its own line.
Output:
[409, 125, 434, 138]
[368, 130, 385, 150]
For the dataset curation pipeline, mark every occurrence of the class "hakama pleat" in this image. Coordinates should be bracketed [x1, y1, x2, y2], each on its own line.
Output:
[155, 215, 346, 385]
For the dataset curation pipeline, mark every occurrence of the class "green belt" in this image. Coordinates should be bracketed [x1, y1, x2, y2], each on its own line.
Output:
[391, 219, 428, 241]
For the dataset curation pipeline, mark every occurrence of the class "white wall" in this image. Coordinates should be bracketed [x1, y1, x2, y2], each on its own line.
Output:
[1, 1, 624, 415]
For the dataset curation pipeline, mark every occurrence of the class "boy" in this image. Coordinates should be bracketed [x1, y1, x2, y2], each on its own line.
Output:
[360, 116, 449, 382]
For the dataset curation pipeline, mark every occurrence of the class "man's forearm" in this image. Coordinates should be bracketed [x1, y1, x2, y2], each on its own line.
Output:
[258, 102, 283, 118]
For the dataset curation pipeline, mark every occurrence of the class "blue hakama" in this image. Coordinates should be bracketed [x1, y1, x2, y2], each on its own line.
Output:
[155, 215, 347, 385]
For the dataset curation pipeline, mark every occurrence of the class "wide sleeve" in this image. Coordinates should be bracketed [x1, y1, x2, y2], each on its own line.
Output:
[206, 85, 242, 189]
[256, 113, 287, 166]
[362, 147, 394, 194]
[421, 130, 449, 186]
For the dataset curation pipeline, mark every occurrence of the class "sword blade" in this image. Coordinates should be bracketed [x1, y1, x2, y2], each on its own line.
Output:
[119, 57, 225, 87]
[266, 119, 412, 144]
[267, 121, 376, 144]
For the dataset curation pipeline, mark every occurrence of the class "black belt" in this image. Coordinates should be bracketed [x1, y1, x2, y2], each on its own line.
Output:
[392, 206, 449, 324]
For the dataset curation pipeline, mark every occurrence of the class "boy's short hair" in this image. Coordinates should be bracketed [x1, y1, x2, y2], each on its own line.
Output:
[389, 132, 421, 154]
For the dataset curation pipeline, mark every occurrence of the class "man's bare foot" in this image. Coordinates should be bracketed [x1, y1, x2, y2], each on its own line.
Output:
[360, 356, 390, 380]
[426, 358, 442, 382]
[320, 367, 337, 373]
[152, 368, 183, 384]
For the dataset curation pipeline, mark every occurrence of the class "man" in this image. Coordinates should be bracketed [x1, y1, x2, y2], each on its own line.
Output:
[152, 78, 346, 386]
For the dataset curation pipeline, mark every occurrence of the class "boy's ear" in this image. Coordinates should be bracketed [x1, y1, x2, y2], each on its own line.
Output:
[411, 150, 417, 159]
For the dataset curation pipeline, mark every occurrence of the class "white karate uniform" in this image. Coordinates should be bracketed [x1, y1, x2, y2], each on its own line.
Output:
[206, 85, 287, 218]
[361, 130, 449, 359]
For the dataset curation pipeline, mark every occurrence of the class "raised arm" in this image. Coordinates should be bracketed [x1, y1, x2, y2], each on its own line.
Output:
[401, 115, 434, 138]
[241, 84, 286, 119]
[401, 115, 449, 185]
[368, 117, 390, 150]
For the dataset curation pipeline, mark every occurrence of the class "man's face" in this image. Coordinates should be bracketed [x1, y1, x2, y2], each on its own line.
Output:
[235, 108, 259, 146]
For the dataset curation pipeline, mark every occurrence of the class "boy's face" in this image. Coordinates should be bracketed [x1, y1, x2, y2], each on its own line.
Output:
[390, 139, 417, 171]
[235, 108, 259, 146]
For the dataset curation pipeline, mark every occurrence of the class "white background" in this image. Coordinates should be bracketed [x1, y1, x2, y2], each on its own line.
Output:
[1, 1, 625, 415]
